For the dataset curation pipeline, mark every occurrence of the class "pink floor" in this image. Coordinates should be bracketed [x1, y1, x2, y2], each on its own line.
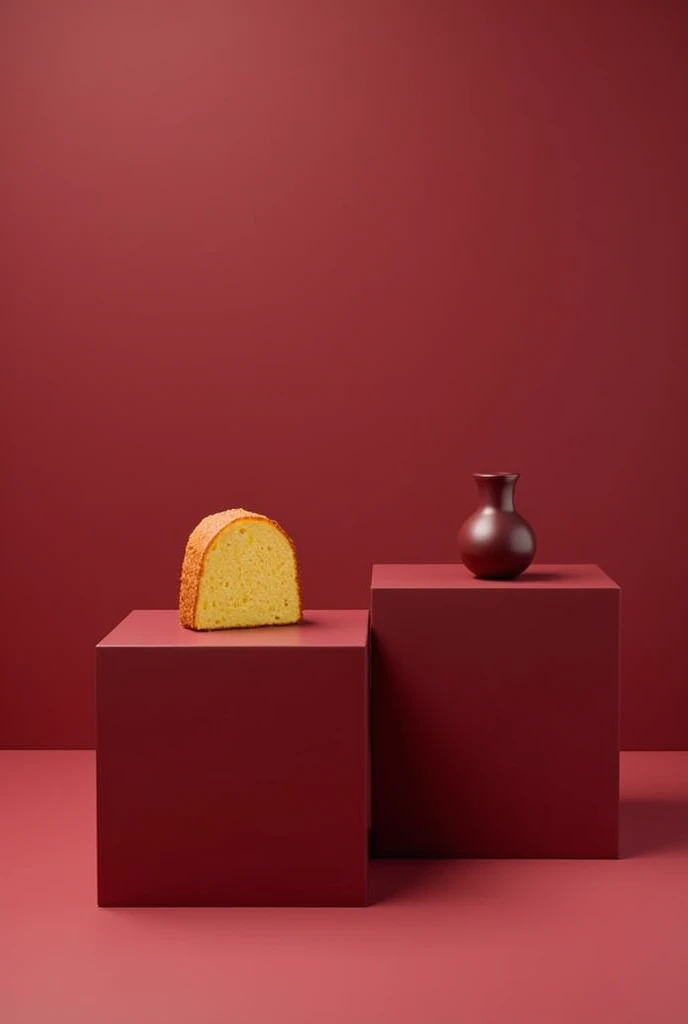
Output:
[2, 752, 688, 1024]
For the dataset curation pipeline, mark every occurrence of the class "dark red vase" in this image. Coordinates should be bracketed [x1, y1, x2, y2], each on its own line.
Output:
[458, 472, 536, 580]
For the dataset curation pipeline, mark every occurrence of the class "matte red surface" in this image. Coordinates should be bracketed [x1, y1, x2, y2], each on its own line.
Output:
[96, 610, 369, 906]
[1, 2, 687, 750]
[374, 563, 617, 589]
[101, 609, 368, 647]
[371, 564, 619, 857]
[3, 751, 688, 1024]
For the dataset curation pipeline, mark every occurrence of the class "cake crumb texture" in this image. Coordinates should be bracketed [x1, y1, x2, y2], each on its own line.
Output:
[179, 508, 302, 630]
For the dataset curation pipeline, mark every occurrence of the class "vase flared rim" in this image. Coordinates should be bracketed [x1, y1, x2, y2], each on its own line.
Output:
[473, 472, 519, 481]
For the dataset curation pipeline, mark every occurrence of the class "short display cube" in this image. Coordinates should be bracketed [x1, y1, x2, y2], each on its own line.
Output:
[370, 565, 620, 858]
[96, 610, 369, 906]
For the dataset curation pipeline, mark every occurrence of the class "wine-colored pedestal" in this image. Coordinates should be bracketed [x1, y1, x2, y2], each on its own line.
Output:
[96, 610, 369, 906]
[370, 565, 620, 858]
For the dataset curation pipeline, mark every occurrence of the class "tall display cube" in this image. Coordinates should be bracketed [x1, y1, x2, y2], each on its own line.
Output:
[370, 565, 619, 858]
[96, 609, 369, 906]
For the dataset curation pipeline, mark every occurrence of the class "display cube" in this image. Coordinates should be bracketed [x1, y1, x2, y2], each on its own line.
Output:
[96, 610, 369, 906]
[370, 565, 619, 858]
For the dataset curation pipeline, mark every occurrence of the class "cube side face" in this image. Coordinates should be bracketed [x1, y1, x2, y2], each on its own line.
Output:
[96, 645, 368, 905]
[370, 586, 619, 858]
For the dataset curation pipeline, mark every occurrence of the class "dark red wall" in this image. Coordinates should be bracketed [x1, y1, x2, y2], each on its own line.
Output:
[1, 1, 686, 749]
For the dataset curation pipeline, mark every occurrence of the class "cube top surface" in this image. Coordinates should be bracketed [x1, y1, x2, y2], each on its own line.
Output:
[97, 609, 369, 649]
[371, 563, 619, 591]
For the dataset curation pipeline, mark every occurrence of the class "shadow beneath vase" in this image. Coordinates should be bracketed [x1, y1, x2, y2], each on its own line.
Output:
[619, 798, 688, 857]
[515, 571, 570, 582]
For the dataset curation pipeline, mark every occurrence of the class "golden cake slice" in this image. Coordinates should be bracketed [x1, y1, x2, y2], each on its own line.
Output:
[179, 508, 302, 630]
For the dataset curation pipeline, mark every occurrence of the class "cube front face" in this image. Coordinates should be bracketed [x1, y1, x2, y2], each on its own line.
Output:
[96, 616, 369, 906]
[371, 568, 619, 858]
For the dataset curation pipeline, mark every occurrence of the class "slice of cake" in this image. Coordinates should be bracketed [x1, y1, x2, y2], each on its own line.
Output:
[179, 508, 302, 630]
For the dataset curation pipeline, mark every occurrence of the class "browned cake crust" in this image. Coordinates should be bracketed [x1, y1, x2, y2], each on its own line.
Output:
[179, 508, 303, 629]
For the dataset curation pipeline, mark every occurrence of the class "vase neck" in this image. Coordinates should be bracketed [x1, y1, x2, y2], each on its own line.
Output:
[475, 473, 518, 511]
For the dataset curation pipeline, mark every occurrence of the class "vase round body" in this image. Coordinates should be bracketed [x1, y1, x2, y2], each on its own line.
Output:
[458, 472, 536, 580]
